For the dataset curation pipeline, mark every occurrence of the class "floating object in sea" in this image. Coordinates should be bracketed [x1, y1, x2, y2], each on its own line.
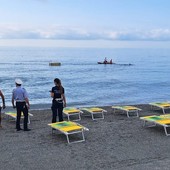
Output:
[98, 58, 115, 64]
[97, 61, 114, 64]
[49, 62, 61, 66]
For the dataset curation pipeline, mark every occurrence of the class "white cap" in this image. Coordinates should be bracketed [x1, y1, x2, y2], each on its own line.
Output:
[15, 78, 23, 85]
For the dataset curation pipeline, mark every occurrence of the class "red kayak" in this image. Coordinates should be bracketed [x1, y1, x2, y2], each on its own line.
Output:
[97, 61, 113, 64]
[98, 58, 114, 64]
[97, 58, 115, 64]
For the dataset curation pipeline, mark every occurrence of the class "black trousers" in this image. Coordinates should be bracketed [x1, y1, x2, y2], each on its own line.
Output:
[16, 102, 28, 130]
[51, 101, 64, 123]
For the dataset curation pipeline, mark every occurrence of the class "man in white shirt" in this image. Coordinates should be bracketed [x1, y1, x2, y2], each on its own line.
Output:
[12, 79, 30, 131]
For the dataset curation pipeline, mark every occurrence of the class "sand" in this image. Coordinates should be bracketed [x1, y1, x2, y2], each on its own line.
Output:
[1, 104, 170, 170]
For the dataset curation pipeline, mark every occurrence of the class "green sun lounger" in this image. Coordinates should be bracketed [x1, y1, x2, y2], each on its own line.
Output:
[63, 107, 83, 121]
[80, 107, 107, 120]
[112, 105, 142, 118]
[140, 114, 170, 136]
[4, 112, 33, 124]
[48, 121, 89, 144]
[149, 102, 170, 114]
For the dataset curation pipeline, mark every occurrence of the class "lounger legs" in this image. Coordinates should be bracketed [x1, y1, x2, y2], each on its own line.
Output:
[28, 117, 31, 124]
[67, 113, 81, 121]
[162, 108, 165, 114]
[164, 127, 170, 136]
[66, 134, 70, 143]
[136, 111, 139, 117]
[113, 109, 139, 118]
[52, 129, 86, 144]
[126, 111, 139, 118]
[143, 120, 170, 136]
[150, 105, 167, 114]
[78, 114, 81, 121]
[143, 120, 156, 127]
[91, 112, 104, 120]
[6, 115, 31, 124]
[66, 131, 85, 144]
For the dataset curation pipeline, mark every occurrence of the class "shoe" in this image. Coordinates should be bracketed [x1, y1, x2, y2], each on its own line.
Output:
[16, 128, 23, 131]
[24, 129, 31, 131]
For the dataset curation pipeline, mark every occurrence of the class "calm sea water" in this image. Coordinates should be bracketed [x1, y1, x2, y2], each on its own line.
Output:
[0, 47, 170, 108]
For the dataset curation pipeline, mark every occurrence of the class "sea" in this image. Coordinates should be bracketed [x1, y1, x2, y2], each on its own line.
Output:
[0, 47, 170, 109]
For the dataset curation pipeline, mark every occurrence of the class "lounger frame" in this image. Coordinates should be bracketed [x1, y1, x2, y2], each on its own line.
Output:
[81, 108, 107, 120]
[149, 102, 170, 114]
[49, 122, 89, 144]
[4, 112, 33, 124]
[63, 109, 83, 121]
[52, 128, 85, 144]
[112, 106, 141, 118]
[140, 116, 170, 136]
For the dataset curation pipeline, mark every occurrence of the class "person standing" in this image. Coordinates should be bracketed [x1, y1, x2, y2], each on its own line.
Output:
[50, 78, 66, 123]
[12, 79, 31, 131]
[0, 90, 6, 127]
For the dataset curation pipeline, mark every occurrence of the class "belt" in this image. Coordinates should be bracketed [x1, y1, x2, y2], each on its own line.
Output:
[55, 98, 63, 102]
[16, 100, 25, 102]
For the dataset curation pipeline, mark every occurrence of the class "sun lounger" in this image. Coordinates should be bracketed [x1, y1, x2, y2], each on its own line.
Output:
[63, 107, 83, 121]
[80, 107, 107, 120]
[149, 102, 170, 114]
[4, 112, 33, 124]
[48, 121, 89, 144]
[140, 114, 170, 136]
[112, 105, 142, 118]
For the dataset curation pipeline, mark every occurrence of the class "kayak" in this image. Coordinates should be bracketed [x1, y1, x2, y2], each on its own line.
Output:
[97, 61, 114, 64]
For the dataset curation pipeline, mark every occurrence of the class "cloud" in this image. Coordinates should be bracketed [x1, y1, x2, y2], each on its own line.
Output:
[102, 29, 170, 41]
[0, 25, 170, 41]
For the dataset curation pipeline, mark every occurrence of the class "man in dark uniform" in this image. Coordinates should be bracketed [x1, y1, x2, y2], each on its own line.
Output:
[51, 78, 66, 123]
[12, 79, 31, 131]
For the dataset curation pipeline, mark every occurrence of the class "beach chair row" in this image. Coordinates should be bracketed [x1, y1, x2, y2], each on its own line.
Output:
[63, 102, 170, 120]
[4, 101, 170, 143]
[50, 101, 170, 142]
[48, 107, 107, 144]
[4, 102, 170, 123]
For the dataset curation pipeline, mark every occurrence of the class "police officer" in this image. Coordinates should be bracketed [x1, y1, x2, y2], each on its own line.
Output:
[12, 79, 31, 131]
[51, 78, 66, 123]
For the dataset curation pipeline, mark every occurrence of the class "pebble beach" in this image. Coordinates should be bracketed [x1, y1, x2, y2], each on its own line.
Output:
[1, 104, 170, 170]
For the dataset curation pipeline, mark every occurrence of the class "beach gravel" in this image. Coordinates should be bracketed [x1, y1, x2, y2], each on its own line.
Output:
[1, 104, 170, 170]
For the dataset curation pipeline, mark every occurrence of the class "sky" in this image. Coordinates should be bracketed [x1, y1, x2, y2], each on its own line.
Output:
[0, 0, 170, 48]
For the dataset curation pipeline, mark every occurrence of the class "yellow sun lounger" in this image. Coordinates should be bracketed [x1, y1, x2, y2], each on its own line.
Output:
[149, 102, 170, 114]
[140, 114, 170, 136]
[63, 107, 83, 121]
[112, 105, 142, 118]
[80, 107, 107, 120]
[48, 121, 89, 144]
[5, 112, 33, 124]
